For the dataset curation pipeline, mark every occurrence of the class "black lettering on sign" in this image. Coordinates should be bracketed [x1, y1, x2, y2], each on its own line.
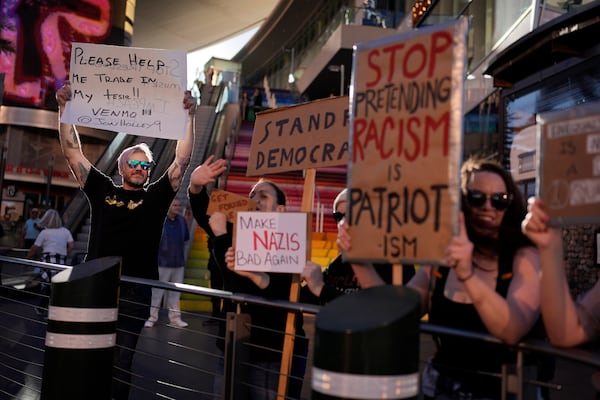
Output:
[73, 46, 120, 66]
[349, 184, 447, 233]
[255, 142, 349, 170]
[383, 234, 418, 258]
[258, 110, 347, 144]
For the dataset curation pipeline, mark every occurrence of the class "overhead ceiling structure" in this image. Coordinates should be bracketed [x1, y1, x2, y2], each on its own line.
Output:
[130, 0, 279, 53]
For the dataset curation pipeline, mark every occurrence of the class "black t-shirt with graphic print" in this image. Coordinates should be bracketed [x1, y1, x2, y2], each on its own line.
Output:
[83, 167, 176, 280]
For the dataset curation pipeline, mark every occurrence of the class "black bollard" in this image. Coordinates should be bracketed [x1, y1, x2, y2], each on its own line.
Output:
[41, 256, 121, 400]
[312, 285, 421, 399]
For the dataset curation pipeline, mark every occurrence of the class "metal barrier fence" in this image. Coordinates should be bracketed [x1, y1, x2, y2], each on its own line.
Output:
[1, 254, 600, 400]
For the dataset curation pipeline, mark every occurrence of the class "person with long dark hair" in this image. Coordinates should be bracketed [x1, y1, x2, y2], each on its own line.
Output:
[337, 156, 542, 399]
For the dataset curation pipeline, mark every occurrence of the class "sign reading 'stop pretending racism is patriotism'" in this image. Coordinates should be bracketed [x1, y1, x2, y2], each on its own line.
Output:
[346, 18, 468, 265]
[61, 42, 187, 139]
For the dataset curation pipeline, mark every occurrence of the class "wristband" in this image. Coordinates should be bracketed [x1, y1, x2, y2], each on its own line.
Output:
[457, 268, 474, 282]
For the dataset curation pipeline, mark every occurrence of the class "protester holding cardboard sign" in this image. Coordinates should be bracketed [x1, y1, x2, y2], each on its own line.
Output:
[189, 164, 307, 399]
[522, 197, 600, 346]
[56, 81, 196, 400]
[301, 188, 415, 304]
[220, 181, 307, 398]
[338, 157, 542, 399]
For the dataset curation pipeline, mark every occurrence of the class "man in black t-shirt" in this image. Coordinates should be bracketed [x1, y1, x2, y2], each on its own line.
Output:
[56, 82, 196, 400]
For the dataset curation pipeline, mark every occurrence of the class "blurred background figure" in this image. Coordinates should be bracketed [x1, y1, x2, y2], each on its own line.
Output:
[27, 209, 74, 265]
[22, 208, 41, 248]
[27, 209, 74, 315]
[145, 198, 190, 328]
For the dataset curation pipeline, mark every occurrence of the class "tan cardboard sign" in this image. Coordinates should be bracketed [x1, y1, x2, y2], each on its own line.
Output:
[207, 189, 257, 223]
[246, 96, 350, 176]
[345, 18, 467, 265]
[537, 101, 600, 225]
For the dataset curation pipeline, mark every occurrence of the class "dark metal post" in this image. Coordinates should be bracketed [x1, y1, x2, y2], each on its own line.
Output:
[223, 311, 251, 400]
[0, 146, 6, 203]
[44, 156, 53, 207]
[41, 256, 121, 400]
[312, 285, 421, 399]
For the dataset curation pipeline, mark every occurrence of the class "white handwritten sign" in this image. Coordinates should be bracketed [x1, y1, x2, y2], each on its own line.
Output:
[234, 212, 308, 273]
[61, 42, 187, 139]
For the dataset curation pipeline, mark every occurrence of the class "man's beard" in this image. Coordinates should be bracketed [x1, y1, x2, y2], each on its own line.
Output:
[124, 175, 147, 189]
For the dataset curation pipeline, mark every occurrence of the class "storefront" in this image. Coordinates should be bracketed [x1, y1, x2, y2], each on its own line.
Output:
[486, 1, 600, 295]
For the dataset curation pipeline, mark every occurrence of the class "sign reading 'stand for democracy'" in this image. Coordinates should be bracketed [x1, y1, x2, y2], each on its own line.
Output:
[346, 18, 468, 265]
[247, 96, 350, 176]
[234, 212, 308, 273]
[537, 101, 600, 225]
[61, 42, 187, 139]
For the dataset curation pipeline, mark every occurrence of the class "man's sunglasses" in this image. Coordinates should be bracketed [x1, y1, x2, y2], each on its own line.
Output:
[127, 160, 152, 171]
[466, 190, 513, 211]
[332, 211, 345, 223]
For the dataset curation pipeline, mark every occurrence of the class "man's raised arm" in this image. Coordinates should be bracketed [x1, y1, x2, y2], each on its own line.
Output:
[167, 91, 196, 191]
[56, 81, 93, 188]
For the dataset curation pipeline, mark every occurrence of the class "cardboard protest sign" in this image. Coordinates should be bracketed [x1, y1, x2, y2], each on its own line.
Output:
[247, 96, 350, 176]
[207, 189, 257, 223]
[537, 100, 600, 225]
[234, 212, 308, 273]
[346, 18, 468, 264]
[61, 42, 187, 139]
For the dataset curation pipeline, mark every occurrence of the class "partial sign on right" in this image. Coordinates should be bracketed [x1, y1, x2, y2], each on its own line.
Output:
[537, 100, 600, 226]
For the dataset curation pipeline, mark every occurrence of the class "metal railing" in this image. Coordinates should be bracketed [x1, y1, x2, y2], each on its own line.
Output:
[1, 254, 600, 399]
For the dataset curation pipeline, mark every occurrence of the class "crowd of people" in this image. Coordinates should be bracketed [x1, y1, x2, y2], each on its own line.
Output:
[30, 80, 597, 399]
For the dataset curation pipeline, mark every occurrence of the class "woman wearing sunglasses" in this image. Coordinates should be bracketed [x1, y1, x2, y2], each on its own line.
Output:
[337, 156, 543, 400]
